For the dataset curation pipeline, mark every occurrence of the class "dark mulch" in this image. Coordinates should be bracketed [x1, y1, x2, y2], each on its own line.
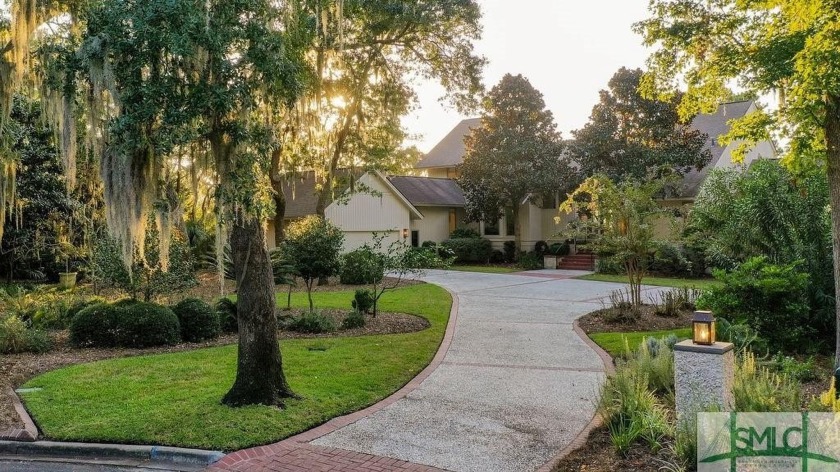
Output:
[276, 308, 430, 339]
[552, 425, 677, 472]
[577, 304, 695, 334]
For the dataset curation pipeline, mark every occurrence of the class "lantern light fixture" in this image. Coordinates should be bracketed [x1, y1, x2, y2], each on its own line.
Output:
[692, 311, 715, 345]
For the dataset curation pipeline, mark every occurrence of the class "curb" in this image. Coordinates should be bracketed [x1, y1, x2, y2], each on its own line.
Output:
[0, 388, 38, 441]
[212, 287, 461, 469]
[0, 440, 225, 466]
[535, 319, 615, 472]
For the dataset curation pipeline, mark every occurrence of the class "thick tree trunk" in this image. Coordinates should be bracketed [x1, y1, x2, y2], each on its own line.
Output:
[826, 94, 840, 367]
[222, 217, 295, 407]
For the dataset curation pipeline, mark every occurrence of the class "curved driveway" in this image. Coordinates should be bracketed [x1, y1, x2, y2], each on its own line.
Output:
[311, 270, 655, 472]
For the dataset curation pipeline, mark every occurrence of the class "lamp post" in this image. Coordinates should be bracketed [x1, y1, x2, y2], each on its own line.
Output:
[674, 310, 734, 424]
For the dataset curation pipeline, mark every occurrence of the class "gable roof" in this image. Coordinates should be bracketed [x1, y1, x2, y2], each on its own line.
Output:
[679, 100, 755, 198]
[280, 169, 356, 218]
[416, 118, 481, 169]
[388, 176, 466, 207]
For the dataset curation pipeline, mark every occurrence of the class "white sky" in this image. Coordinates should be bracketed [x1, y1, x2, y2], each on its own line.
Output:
[403, 0, 653, 153]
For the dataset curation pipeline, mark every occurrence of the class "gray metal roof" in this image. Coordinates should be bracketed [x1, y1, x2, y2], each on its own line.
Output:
[388, 176, 465, 207]
[679, 100, 754, 198]
[415, 118, 481, 169]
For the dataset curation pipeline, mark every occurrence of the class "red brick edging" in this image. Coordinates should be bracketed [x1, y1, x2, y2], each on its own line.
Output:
[534, 320, 615, 472]
[0, 388, 39, 442]
[211, 289, 461, 470]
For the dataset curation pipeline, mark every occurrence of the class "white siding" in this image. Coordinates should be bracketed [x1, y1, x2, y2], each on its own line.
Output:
[325, 173, 412, 252]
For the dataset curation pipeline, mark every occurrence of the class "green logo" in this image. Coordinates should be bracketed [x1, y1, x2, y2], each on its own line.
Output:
[698, 412, 840, 471]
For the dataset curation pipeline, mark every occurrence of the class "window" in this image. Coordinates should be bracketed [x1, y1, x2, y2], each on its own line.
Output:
[411, 230, 419, 248]
[483, 218, 500, 236]
[505, 207, 515, 236]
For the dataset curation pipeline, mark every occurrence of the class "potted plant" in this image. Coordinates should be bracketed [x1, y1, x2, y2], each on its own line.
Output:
[53, 216, 82, 290]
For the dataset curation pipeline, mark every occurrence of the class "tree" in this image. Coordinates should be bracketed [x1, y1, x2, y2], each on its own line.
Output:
[282, 216, 344, 313]
[570, 67, 711, 181]
[634, 0, 840, 364]
[459, 73, 574, 254]
[560, 175, 671, 307]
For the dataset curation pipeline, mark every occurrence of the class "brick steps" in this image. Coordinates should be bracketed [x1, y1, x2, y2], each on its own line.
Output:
[557, 254, 595, 271]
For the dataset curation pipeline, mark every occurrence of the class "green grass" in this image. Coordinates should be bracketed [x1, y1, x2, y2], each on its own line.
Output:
[589, 328, 692, 358]
[20, 284, 451, 451]
[448, 264, 519, 274]
[576, 273, 721, 290]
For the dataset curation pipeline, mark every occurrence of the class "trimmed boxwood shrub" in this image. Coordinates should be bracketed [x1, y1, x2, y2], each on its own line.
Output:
[351, 289, 375, 314]
[117, 302, 181, 347]
[70, 302, 120, 347]
[340, 247, 384, 285]
[172, 298, 221, 342]
[342, 310, 366, 329]
[215, 298, 238, 333]
[449, 227, 481, 239]
[285, 311, 336, 333]
[441, 238, 493, 263]
[70, 302, 180, 348]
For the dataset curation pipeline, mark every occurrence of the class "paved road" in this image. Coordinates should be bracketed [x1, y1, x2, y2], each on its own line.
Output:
[0, 456, 200, 471]
[308, 270, 664, 472]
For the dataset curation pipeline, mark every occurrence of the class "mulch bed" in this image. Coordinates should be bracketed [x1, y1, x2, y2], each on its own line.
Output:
[0, 272, 430, 434]
[576, 304, 694, 334]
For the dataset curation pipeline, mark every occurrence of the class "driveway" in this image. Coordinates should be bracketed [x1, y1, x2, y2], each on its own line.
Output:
[213, 270, 667, 472]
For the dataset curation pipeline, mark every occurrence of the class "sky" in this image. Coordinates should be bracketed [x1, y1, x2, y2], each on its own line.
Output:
[402, 0, 653, 153]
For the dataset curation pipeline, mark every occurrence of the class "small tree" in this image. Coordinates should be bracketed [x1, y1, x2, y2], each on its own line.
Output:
[560, 176, 670, 307]
[282, 216, 344, 313]
[358, 234, 450, 317]
[270, 248, 298, 310]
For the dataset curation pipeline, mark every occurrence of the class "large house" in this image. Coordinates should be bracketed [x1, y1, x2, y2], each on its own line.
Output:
[270, 100, 776, 252]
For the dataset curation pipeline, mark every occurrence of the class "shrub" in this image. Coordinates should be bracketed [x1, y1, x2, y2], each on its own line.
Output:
[734, 352, 800, 412]
[284, 311, 337, 333]
[517, 252, 543, 270]
[534, 241, 549, 256]
[66, 298, 106, 324]
[604, 288, 639, 322]
[599, 368, 669, 456]
[0, 317, 52, 354]
[402, 246, 452, 269]
[351, 289, 375, 314]
[548, 242, 570, 256]
[172, 298, 220, 342]
[70, 303, 123, 348]
[620, 336, 676, 396]
[697, 257, 812, 351]
[650, 242, 692, 277]
[215, 298, 238, 333]
[449, 227, 480, 239]
[649, 290, 680, 317]
[116, 302, 181, 347]
[502, 241, 517, 263]
[769, 353, 818, 382]
[716, 318, 768, 357]
[342, 310, 366, 329]
[489, 250, 505, 264]
[441, 238, 493, 263]
[283, 216, 344, 312]
[340, 247, 384, 285]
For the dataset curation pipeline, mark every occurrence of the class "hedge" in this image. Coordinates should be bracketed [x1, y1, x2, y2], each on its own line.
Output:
[441, 238, 493, 263]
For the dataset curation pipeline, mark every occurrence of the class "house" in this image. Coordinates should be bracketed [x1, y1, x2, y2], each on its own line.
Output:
[271, 99, 776, 255]
[267, 171, 468, 252]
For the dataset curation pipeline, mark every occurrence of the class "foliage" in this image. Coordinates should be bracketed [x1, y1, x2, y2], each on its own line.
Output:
[570, 67, 711, 182]
[560, 175, 673, 306]
[716, 318, 768, 358]
[403, 246, 454, 268]
[734, 352, 801, 412]
[502, 241, 517, 263]
[604, 288, 640, 323]
[70, 302, 180, 348]
[517, 252, 542, 271]
[441, 238, 492, 264]
[635, 0, 840, 365]
[340, 247, 384, 285]
[0, 315, 51, 354]
[547, 242, 570, 256]
[351, 289, 375, 315]
[449, 227, 481, 239]
[459, 74, 576, 253]
[0, 285, 86, 330]
[589, 328, 691, 358]
[214, 299, 238, 334]
[649, 287, 699, 318]
[620, 336, 677, 396]
[769, 353, 819, 383]
[282, 216, 345, 313]
[534, 241, 549, 257]
[284, 311, 337, 334]
[172, 298, 221, 343]
[599, 365, 670, 456]
[697, 257, 814, 352]
[341, 310, 366, 330]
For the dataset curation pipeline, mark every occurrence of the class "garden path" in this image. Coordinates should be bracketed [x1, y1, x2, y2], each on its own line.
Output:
[211, 270, 668, 472]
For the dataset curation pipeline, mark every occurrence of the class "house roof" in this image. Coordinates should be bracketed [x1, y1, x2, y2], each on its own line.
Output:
[679, 100, 755, 198]
[387, 176, 466, 207]
[280, 169, 356, 218]
[415, 118, 481, 169]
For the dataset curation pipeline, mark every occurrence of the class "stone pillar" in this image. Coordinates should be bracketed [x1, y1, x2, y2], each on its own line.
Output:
[673, 340, 735, 424]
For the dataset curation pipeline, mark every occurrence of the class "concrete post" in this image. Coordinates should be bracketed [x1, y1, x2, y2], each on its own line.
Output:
[673, 340, 735, 424]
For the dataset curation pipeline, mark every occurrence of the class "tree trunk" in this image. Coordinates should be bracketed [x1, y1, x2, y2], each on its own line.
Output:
[825, 94, 840, 367]
[513, 204, 522, 260]
[222, 217, 295, 407]
[270, 149, 286, 248]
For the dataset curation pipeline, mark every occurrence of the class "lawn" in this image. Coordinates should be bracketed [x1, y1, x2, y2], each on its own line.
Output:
[448, 264, 519, 274]
[20, 284, 451, 451]
[588, 328, 692, 357]
[576, 273, 720, 290]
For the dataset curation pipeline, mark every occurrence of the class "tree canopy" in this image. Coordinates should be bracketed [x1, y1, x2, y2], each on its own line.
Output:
[570, 67, 711, 181]
[458, 73, 574, 254]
